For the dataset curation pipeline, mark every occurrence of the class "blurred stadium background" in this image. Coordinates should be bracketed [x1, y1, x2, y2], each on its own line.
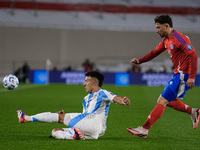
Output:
[1, 1, 200, 149]
[0, 0, 200, 86]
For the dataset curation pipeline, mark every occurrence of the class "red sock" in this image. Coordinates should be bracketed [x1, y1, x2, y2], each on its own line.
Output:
[143, 103, 165, 130]
[167, 99, 192, 114]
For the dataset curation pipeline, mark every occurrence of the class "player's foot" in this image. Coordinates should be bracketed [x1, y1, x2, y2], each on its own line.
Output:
[17, 110, 27, 123]
[73, 128, 85, 140]
[127, 126, 148, 138]
[190, 108, 200, 129]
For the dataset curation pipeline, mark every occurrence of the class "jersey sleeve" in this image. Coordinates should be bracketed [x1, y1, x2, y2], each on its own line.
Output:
[102, 90, 116, 103]
[139, 39, 166, 64]
[189, 51, 198, 79]
[180, 36, 198, 79]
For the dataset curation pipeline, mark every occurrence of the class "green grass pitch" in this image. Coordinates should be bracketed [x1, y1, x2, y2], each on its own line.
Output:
[0, 84, 199, 150]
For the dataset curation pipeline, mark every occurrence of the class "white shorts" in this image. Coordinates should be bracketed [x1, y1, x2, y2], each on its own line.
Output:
[63, 113, 106, 139]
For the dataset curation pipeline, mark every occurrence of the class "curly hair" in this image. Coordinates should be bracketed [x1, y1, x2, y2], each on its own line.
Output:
[154, 14, 173, 28]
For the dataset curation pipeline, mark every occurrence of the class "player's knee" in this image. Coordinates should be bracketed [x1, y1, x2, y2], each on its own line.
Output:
[157, 96, 169, 106]
[51, 128, 64, 136]
[51, 128, 65, 139]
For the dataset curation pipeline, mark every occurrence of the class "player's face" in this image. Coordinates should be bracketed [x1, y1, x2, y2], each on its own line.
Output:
[83, 76, 95, 93]
[155, 23, 168, 38]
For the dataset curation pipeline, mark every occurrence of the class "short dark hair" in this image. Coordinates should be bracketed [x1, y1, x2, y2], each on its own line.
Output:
[154, 14, 173, 28]
[85, 71, 104, 87]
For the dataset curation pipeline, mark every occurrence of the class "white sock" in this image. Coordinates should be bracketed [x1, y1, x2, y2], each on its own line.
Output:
[25, 112, 59, 123]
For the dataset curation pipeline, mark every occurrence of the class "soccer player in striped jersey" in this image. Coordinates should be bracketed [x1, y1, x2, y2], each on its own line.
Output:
[17, 71, 130, 140]
[127, 15, 199, 138]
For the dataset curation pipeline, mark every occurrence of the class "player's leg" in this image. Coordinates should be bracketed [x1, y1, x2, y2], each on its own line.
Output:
[143, 96, 168, 129]
[63, 113, 100, 139]
[71, 117, 100, 139]
[167, 100, 200, 129]
[51, 128, 85, 140]
[127, 95, 167, 138]
[17, 110, 59, 123]
[167, 99, 191, 114]
[53, 113, 86, 140]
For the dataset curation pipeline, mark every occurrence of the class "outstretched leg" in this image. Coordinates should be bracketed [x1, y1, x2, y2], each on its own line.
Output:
[17, 110, 86, 140]
[17, 110, 59, 123]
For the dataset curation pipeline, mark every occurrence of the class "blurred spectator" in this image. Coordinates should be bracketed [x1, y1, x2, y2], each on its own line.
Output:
[22, 62, 30, 83]
[14, 67, 23, 82]
[52, 66, 58, 71]
[82, 59, 94, 72]
[64, 66, 72, 71]
[127, 64, 141, 73]
[159, 65, 167, 73]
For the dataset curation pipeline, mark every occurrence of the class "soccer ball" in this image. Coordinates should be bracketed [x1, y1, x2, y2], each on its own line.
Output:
[3, 74, 19, 90]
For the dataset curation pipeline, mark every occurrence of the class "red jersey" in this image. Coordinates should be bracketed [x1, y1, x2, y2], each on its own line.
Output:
[139, 30, 198, 79]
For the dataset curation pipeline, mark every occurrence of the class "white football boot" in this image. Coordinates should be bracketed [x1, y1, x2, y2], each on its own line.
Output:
[190, 108, 200, 129]
[127, 126, 149, 138]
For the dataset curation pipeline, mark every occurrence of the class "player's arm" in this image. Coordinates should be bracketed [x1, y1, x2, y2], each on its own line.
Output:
[113, 96, 130, 105]
[182, 35, 198, 89]
[131, 40, 165, 65]
[130, 49, 163, 65]
[186, 51, 198, 89]
[139, 48, 165, 64]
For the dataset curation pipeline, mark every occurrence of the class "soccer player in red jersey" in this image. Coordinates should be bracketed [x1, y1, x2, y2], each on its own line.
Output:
[127, 15, 199, 138]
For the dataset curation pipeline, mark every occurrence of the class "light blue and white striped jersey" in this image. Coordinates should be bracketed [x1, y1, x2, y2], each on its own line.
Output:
[83, 89, 116, 118]
[67, 89, 116, 128]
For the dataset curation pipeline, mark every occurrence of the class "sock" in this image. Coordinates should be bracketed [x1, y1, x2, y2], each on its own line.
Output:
[143, 103, 165, 130]
[167, 99, 192, 114]
[25, 112, 59, 123]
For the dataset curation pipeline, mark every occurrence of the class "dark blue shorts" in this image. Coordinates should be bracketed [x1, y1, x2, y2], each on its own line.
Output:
[161, 73, 190, 102]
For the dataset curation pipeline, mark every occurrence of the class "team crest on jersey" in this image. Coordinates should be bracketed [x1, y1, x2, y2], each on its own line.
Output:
[186, 44, 193, 51]
[170, 44, 174, 50]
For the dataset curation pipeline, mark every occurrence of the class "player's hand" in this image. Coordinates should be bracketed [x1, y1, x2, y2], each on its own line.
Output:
[130, 58, 139, 64]
[122, 97, 130, 106]
[57, 110, 65, 114]
[186, 78, 195, 89]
